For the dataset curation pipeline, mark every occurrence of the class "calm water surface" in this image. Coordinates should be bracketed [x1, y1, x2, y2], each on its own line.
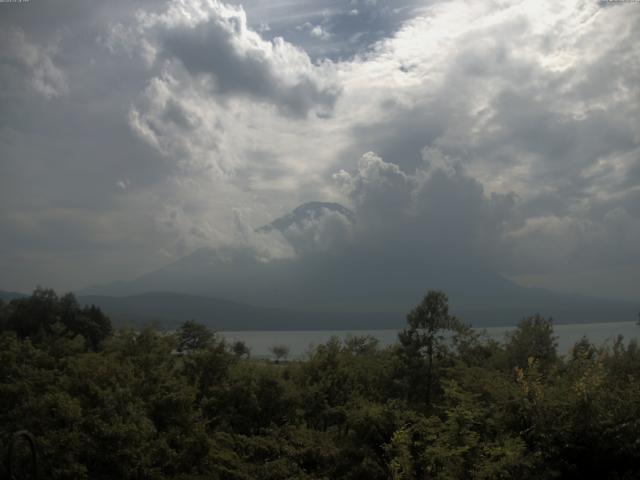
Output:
[220, 322, 640, 359]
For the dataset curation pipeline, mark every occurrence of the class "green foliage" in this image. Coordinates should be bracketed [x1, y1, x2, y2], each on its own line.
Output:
[269, 344, 290, 363]
[176, 320, 215, 353]
[1, 288, 111, 350]
[505, 314, 558, 374]
[1, 288, 640, 479]
[232, 340, 251, 359]
[398, 290, 464, 406]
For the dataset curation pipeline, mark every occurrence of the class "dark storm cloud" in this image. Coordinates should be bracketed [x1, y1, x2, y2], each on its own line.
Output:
[128, 0, 340, 117]
[161, 23, 336, 117]
[332, 149, 518, 264]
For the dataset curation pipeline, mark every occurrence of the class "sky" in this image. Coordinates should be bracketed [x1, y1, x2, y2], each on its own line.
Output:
[1, 0, 639, 301]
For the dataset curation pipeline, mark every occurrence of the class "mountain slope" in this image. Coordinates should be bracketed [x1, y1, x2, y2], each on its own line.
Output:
[78, 292, 397, 330]
[79, 250, 639, 327]
[257, 202, 355, 233]
[0, 290, 27, 302]
[80, 202, 639, 328]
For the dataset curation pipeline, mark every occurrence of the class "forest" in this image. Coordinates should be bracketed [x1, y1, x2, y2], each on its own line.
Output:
[1, 288, 640, 479]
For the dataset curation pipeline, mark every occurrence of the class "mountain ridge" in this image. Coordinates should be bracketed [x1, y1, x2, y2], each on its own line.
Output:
[257, 201, 355, 233]
[76, 201, 640, 328]
[68, 291, 640, 330]
[3, 288, 637, 330]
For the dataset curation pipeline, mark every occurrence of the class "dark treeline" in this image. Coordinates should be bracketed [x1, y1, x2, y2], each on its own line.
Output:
[1, 288, 640, 479]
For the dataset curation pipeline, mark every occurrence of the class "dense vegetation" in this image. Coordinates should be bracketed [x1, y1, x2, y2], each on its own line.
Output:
[1, 288, 640, 479]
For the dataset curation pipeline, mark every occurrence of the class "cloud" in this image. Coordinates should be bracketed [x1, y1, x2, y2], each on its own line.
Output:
[309, 24, 331, 40]
[127, 71, 231, 176]
[326, 144, 640, 294]
[278, 207, 355, 255]
[333, 149, 518, 266]
[116, 179, 130, 190]
[328, 0, 639, 280]
[0, 0, 639, 302]
[0, 27, 67, 98]
[120, 0, 347, 180]
[504, 206, 640, 275]
[119, 0, 340, 117]
[231, 208, 296, 261]
[218, 0, 427, 60]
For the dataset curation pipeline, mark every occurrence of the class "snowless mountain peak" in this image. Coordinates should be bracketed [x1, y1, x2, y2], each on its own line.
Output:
[258, 202, 355, 233]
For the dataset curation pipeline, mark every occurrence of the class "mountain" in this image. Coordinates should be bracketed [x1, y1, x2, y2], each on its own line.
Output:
[77, 292, 397, 330]
[0, 290, 27, 302]
[257, 201, 355, 233]
[81, 250, 639, 328]
[81, 203, 639, 328]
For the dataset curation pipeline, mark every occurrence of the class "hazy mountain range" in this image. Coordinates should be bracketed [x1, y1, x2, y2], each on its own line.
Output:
[60, 202, 637, 330]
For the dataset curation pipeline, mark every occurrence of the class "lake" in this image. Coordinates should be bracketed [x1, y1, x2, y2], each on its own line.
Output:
[220, 321, 640, 359]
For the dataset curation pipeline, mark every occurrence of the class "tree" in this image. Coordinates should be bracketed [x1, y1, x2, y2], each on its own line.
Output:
[343, 334, 380, 356]
[570, 336, 597, 362]
[176, 320, 214, 353]
[232, 340, 251, 359]
[270, 344, 290, 363]
[505, 314, 557, 373]
[2, 289, 111, 350]
[6, 287, 60, 339]
[59, 293, 112, 350]
[0, 299, 7, 331]
[399, 290, 462, 405]
[505, 314, 557, 371]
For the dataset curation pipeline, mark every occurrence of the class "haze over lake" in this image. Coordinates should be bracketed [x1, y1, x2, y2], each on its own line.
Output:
[221, 321, 640, 359]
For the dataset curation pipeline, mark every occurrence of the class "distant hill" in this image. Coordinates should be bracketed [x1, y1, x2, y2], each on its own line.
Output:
[79, 202, 640, 329]
[0, 290, 27, 302]
[77, 292, 398, 331]
[3, 288, 637, 331]
[79, 272, 639, 329]
[76, 291, 639, 331]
